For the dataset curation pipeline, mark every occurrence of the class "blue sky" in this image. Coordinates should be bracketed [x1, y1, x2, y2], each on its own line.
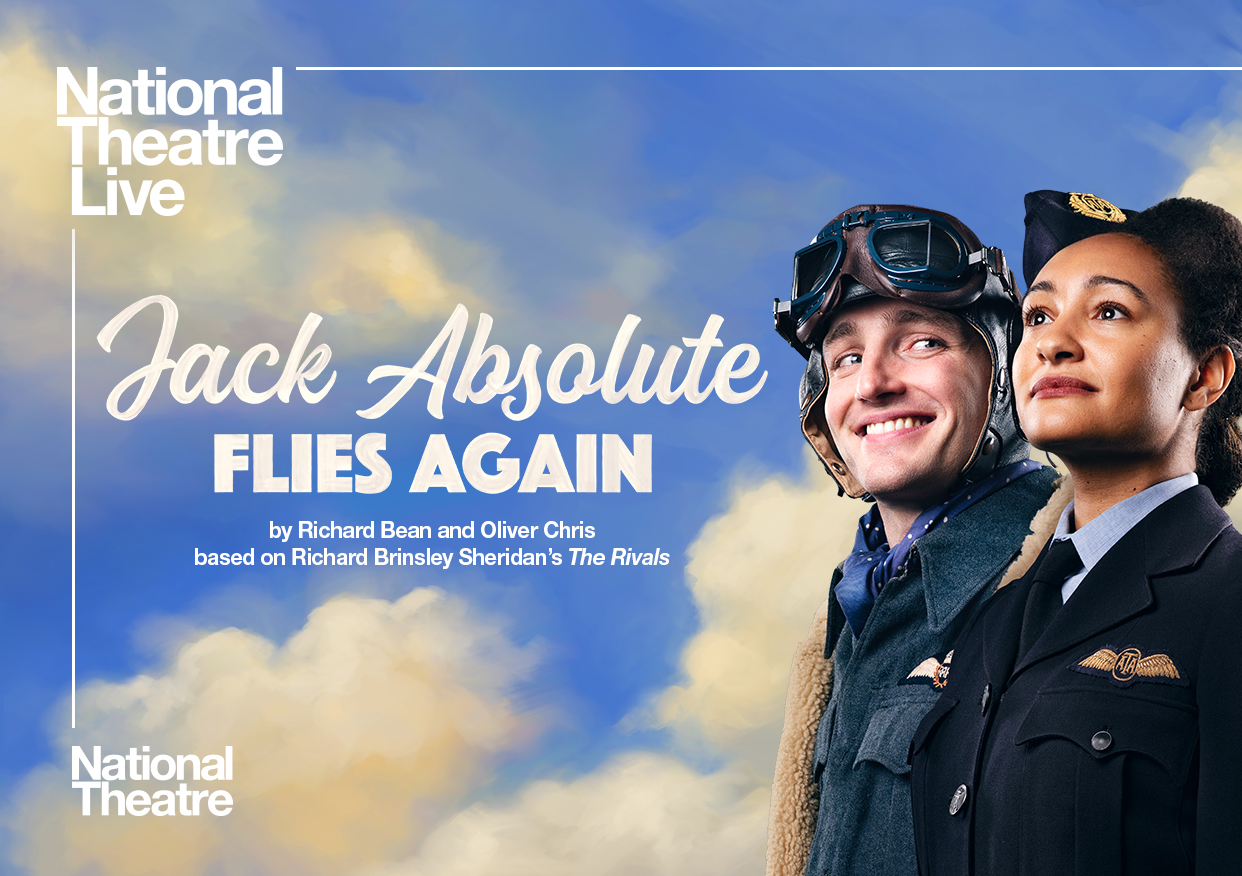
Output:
[4, 1, 1242, 873]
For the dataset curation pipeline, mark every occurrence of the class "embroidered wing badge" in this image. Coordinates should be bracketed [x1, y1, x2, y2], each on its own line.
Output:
[1069, 646, 1187, 688]
[903, 650, 953, 689]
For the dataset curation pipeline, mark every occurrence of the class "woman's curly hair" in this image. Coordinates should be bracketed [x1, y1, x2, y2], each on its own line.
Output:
[1125, 197, 1242, 506]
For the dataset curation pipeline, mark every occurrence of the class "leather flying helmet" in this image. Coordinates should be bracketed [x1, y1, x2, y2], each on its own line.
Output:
[773, 204, 1027, 497]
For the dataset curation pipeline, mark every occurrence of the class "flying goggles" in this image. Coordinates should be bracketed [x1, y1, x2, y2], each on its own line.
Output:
[773, 208, 1015, 359]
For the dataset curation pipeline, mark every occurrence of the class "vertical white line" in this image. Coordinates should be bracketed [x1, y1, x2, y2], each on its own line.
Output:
[71, 228, 76, 730]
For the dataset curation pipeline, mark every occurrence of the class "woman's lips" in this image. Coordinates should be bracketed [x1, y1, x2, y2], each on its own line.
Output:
[1029, 375, 1096, 398]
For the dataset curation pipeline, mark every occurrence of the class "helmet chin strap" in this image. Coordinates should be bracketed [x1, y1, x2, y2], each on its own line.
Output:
[961, 427, 1004, 484]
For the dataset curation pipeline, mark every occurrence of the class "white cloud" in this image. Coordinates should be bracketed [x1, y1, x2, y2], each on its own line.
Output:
[364, 753, 769, 876]
[1178, 120, 1242, 220]
[7, 587, 544, 876]
[7, 448, 863, 876]
[653, 452, 863, 764]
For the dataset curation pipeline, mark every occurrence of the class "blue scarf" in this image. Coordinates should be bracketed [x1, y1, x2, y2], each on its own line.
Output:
[835, 459, 1044, 638]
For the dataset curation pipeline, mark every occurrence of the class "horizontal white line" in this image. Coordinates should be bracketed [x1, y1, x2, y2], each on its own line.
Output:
[295, 66, 1242, 72]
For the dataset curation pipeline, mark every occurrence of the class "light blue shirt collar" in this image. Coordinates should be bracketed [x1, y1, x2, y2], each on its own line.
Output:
[1052, 472, 1199, 602]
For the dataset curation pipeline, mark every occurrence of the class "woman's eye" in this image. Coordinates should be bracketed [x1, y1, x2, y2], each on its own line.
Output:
[1024, 309, 1048, 327]
[1098, 305, 1123, 320]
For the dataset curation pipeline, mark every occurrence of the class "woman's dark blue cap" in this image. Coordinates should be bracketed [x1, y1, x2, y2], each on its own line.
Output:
[1022, 190, 1139, 288]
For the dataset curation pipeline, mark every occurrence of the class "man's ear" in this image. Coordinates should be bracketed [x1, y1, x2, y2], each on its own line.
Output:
[1185, 345, 1236, 412]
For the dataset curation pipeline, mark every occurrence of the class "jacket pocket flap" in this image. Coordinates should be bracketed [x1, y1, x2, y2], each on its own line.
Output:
[854, 686, 946, 775]
[1015, 688, 1197, 781]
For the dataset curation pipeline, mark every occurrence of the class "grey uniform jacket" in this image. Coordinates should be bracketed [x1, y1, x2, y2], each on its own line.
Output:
[766, 469, 1067, 876]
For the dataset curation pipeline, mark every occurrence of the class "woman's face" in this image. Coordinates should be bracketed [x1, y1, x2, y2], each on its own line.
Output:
[1014, 233, 1200, 463]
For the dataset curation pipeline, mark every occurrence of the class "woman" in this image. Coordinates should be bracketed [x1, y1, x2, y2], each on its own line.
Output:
[909, 190, 1242, 876]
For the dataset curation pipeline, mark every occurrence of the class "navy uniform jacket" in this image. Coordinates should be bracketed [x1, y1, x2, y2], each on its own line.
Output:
[909, 485, 1242, 876]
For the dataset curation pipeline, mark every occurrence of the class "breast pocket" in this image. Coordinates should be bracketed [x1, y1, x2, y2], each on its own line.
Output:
[1015, 687, 1198, 876]
[854, 684, 945, 775]
[1016, 687, 1198, 783]
[847, 684, 947, 873]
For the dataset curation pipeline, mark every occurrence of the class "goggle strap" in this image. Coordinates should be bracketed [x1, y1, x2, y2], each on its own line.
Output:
[968, 246, 1006, 278]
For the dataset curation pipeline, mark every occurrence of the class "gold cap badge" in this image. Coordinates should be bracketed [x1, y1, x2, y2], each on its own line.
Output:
[1068, 192, 1127, 223]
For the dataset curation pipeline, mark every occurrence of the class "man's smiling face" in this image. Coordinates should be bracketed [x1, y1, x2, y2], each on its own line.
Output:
[821, 297, 992, 512]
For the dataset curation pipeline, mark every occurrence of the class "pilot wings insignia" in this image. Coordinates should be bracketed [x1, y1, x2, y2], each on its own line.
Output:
[903, 650, 953, 689]
[1069, 646, 1187, 688]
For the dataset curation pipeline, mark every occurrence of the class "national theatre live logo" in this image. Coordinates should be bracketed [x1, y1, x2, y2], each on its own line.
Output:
[56, 66, 285, 216]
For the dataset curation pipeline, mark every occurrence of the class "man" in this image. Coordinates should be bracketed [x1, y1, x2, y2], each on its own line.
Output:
[766, 205, 1065, 876]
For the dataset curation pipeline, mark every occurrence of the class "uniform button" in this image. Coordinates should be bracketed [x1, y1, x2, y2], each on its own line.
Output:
[1091, 730, 1113, 752]
[980, 683, 991, 716]
[949, 784, 969, 816]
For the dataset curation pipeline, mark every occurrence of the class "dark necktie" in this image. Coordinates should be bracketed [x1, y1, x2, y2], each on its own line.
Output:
[1017, 538, 1082, 659]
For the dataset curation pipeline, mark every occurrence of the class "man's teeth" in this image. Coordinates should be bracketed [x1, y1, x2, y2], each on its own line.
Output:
[865, 417, 930, 435]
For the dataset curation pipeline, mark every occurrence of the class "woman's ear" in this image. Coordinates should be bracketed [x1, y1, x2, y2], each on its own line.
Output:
[1185, 345, 1236, 411]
